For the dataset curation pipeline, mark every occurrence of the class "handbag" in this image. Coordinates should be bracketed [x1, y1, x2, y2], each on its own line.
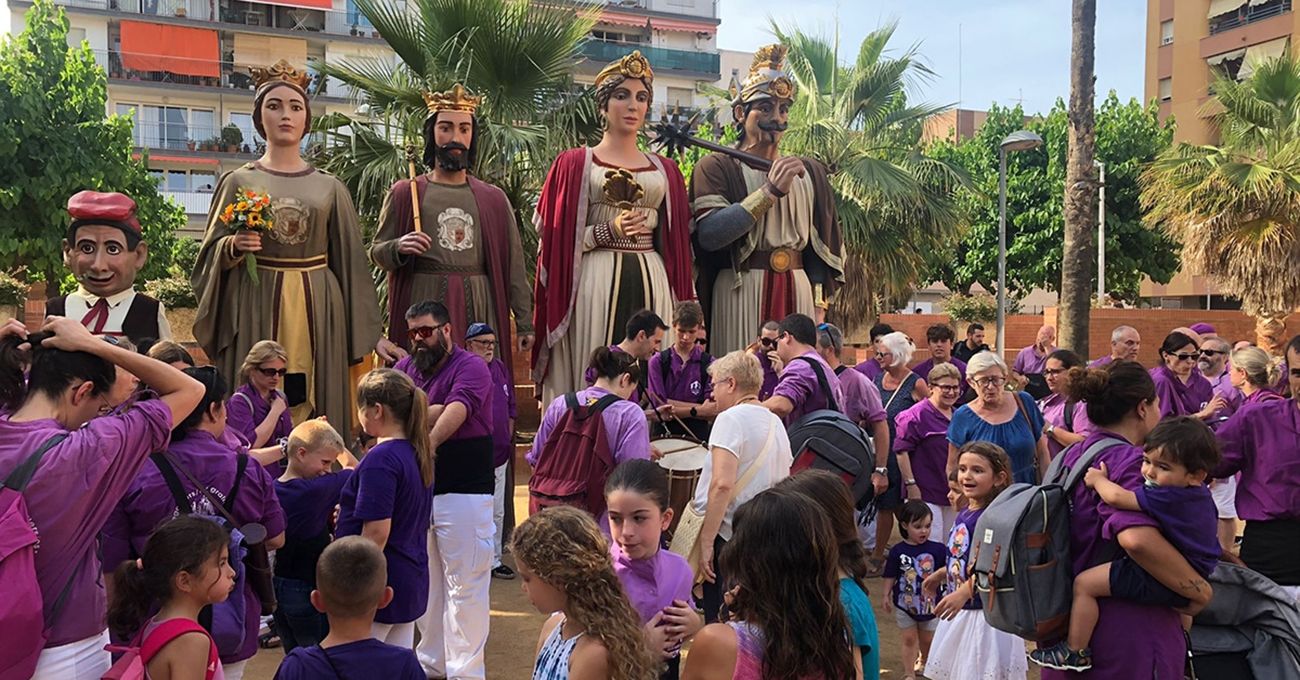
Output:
[669, 419, 777, 582]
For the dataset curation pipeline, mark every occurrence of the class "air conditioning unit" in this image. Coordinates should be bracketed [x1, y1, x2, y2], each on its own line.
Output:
[1161, 36, 1173, 45]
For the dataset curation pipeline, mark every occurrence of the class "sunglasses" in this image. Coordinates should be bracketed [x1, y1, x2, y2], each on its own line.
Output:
[1200, 349, 1227, 357]
[257, 367, 288, 378]
[1167, 352, 1199, 362]
[759, 337, 777, 348]
[408, 322, 448, 341]
[695, 337, 707, 346]
[1290, 368, 1300, 379]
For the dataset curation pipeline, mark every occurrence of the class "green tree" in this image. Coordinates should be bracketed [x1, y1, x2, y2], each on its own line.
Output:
[1141, 57, 1300, 353]
[0, 0, 182, 287]
[773, 21, 967, 329]
[926, 96, 1178, 302]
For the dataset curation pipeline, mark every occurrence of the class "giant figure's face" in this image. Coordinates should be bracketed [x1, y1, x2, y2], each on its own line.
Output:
[63, 224, 147, 297]
[736, 97, 792, 147]
[433, 110, 475, 172]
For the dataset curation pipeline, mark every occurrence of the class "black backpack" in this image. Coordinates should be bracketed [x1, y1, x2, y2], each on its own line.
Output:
[785, 357, 876, 509]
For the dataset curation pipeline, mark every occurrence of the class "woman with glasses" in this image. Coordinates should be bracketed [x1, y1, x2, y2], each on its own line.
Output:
[226, 340, 294, 455]
[946, 351, 1048, 485]
[868, 332, 930, 575]
[1150, 331, 1222, 421]
[1037, 349, 1091, 459]
[894, 363, 963, 539]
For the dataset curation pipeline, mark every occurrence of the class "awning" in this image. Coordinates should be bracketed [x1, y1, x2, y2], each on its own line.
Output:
[118, 21, 219, 78]
[245, 0, 332, 10]
[1240, 37, 1289, 79]
[598, 10, 651, 30]
[233, 34, 308, 70]
[1208, 0, 1245, 18]
[650, 17, 715, 34]
[133, 153, 221, 166]
[1206, 48, 1246, 65]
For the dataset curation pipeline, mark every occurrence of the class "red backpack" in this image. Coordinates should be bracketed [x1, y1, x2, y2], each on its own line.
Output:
[103, 618, 219, 680]
[528, 393, 622, 518]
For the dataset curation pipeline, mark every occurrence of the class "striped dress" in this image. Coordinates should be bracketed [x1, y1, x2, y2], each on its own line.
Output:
[533, 617, 583, 680]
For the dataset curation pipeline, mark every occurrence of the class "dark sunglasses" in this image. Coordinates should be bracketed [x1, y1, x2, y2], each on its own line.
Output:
[1290, 368, 1300, 379]
[759, 337, 777, 348]
[257, 367, 288, 377]
[1167, 352, 1199, 362]
[408, 323, 447, 341]
[1200, 349, 1227, 357]
[695, 337, 707, 346]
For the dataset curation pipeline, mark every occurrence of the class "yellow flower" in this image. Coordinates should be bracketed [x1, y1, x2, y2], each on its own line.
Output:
[236, 201, 248, 211]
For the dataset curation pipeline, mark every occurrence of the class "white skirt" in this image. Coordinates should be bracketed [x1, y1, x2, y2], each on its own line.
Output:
[923, 609, 1027, 680]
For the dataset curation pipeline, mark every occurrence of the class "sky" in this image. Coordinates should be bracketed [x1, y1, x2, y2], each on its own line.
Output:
[715, 0, 1148, 116]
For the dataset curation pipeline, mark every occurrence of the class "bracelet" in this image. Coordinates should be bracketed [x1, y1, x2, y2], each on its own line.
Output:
[763, 180, 788, 198]
[740, 187, 776, 221]
[904, 479, 918, 487]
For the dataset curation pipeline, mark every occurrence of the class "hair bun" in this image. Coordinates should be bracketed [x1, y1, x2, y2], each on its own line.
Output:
[1065, 366, 1108, 402]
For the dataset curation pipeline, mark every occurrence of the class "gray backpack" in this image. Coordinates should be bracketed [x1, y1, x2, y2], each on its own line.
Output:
[970, 436, 1125, 642]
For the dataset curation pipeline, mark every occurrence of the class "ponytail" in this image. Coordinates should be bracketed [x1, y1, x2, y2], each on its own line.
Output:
[407, 387, 433, 488]
[0, 332, 115, 414]
[357, 369, 434, 487]
[107, 516, 228, 638]
[587, 346, 641, 385]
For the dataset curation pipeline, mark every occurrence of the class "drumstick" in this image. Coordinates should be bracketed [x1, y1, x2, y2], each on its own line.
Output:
[644, 386, 705, 445]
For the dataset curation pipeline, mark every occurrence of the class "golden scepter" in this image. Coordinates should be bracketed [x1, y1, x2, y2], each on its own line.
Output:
[405, 142, 423, 233]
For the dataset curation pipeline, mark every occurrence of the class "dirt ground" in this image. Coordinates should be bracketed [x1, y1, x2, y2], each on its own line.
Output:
[244, 479, 1039, 679]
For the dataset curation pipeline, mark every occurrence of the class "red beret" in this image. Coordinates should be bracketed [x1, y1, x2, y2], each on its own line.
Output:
[66, 190, 142, 236]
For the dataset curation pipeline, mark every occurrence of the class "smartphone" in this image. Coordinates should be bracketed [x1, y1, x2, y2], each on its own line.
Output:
[284, 372, 307, 407]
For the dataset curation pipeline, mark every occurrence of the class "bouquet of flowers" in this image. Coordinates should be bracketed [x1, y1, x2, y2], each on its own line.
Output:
[219, 189, 274, 286]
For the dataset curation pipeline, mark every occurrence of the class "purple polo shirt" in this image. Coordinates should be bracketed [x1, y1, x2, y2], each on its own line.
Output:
[1037, 392, 1092, 459]
[855, 357, 883, 381]
[1040, 431, 1184, 680]
[1207, 370, 1243, 420]
[226, 383, 292, 448]
[527, 387, 650, 468]
[395, 346, 492, 441]
[611, 542, 694, 625]
[102, 428, 286, 664]
[1150, 365, 1215, 419]
[911, 357, 967, 385]
[274, 470, 354, 584]
[585, 344, 648, 404]
[1214, 398, 1300, 522]
[0, 399, 171, 647]
[274, 638, 424, 679]
[892, 399, 952, 506]
[1013, 345, 1053, 375]
[1088, 355, 1117, 369]
[647, 346, 713, 404]
[772, 350, 844, 424]
[756, 350, 779, 400]
[1136, 484, 1220, 577]
[487, 358, 516, 468]
[334, 439, 433, 624]
[835, 365, 886, 427]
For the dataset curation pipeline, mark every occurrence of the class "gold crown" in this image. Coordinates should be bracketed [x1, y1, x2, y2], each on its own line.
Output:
[250, 60, 311, 92]
[736, 43, 796, 105]
[595, 50, 654, 88]
[422, 83, 484, 114]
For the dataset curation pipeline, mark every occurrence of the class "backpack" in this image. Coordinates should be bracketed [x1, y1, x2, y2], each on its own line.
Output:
[785, 357, 876, 510]
[102, 618, 220, 680]
[970, 435, 1125, 642]
[528, 393, 623, 518]
[0, 434, 71, 680]
[150, 451, 265, 657]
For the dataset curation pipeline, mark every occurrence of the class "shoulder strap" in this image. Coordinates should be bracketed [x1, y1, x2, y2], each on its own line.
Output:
[589, 393, 622, 415]
[140, 619, 217, 679]
[3, 433, 70, 492]
[1013, 391, 1035, 434]
[1063, 399, 1077, 431]
[150, 452, 194, 513]
[226, 453, 249, 513]
[1046, 436, 1126, 491]
[793, 356, 840, 413]
[158, 451, 248, 532]
[659, 348, 673, 386]
[731, 419, 777, 498]
[232, 391, 256, 416]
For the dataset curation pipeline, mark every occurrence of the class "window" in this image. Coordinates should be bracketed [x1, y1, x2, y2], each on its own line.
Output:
[166, 170, 188, 192]
[666, 86, 694, 107]
[1158, 77, 1172, 101]
[230, 112, 258, 147]
[345, 0, 373, 29]
[1160, 20, 1173, 45]
[191, 170, 217, 192]
[67, 27, 87, 48]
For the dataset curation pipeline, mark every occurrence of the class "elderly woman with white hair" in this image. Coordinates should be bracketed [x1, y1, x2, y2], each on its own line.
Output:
[946, 350, 1049, 485]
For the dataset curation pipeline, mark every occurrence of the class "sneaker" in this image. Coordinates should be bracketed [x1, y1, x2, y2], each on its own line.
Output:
[1029, 641, 1093, 671]
[491, 564, 516, 580]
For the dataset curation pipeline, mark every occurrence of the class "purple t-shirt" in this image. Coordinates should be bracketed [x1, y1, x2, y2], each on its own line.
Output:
[1088, 355, 1117, 369]
[892, 399, 952, 506]
[225, 383, 292, 448]
[487, 358, 516, 468]
[835, 365, 886, 427]
[945, 506, 985, 610]
[585, 344, 647, 404]
[1013, 345, 1053, 375]
[611, 542, 694, 626]
[0, 399, 172, 647]
[273, 639, 425, 680]
[1135, 484, 1219, 577]
[1214, 397, 1300, 522]
[1207, 370, 1243, 422]
[772, 350, 844, 424]
[274, 470, 353, 584]
[102, 428, 287, 664]
[855, 358, 883, 381]
[1038, 392, 1092, 460]
[334, 439, 433, 624]
[911, 357, 967, 385]
[395, 345, 493, 440]
[647, 346, 713, 404]
[883, 540, 947, 621]
[527, 387, 651, 468]
[1150, 365, 1215, 420]
[756, 350, 779, 400]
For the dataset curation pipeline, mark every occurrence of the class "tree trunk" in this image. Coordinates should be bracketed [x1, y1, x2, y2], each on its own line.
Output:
[1254, 312, 1288, 357]
[1059, 0, 1098, 356]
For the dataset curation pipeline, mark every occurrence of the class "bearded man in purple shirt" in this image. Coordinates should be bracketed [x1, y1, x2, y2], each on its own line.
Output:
[750, 320, 782, 399]
[394, 300, 494, 680]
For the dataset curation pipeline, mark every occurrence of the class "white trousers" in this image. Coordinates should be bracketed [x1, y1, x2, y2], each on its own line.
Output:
[31, 630, 110, 680]
[493, 463, 508, 567]
[222, 659, 247, 680]
[415, 493, 494, 680]
[371, 621, 416, 648]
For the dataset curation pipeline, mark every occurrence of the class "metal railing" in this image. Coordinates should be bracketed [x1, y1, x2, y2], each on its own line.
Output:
[96, 49, 357, 99]
[127, 123, 258, 152]
[580, 40, 719, 76]
[1209, 0, 1291, 35]
[161, 190, 216, 214]
[45, 0, 397, 40]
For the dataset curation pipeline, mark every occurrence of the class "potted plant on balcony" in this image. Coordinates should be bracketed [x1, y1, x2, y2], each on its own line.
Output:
[186, 139, 196, 151]
[202, 137, 220, 152]
[0, 270, 28, 324]
[349, 24, 358, 36]
[220, 123, 243, 153]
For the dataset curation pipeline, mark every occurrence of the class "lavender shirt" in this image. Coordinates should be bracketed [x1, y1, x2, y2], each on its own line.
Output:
[585, 344, 647, 404]
[855, 358, 883, 381]
[610, 542, 694, 625]
[225, 383, 292, 448]
[1088, 355, 1117, 369]
[911, 357, 967, 385]
[1037, 392, 1092, 460]
[396, 345, 493, 440]
[835, 365, 886, 427]
[1136, 484, 1220, 577]
[0, 399, 171, 647]
[892, 399, 952, 506]
[772, 350, 844, 424]
[1013, 345, 1053, 375]
[1207, 370, 1243, 420]
[102, 428, 287, 664]
[1150, 365, 1215, 420]
[527, 387, 650, 467]
[647, 346, 713, 404]
[1214, 397, 1300, 522]
[756, 350, 779, 400]
[487, 358, 516, 468]
[1041, 431, 1184, 680]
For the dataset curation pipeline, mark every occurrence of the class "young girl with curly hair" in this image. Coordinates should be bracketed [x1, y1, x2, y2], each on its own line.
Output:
[513, 506, 659, 680]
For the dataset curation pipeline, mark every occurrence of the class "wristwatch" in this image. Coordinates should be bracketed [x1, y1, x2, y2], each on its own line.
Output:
[873, 466, 888, 475]
[690, 406, 698, 418]
[904, 479, 918, 487]
[1044, 423, 1056, 437]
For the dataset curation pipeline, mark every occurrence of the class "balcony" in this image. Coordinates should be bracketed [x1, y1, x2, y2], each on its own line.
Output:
[98, 49, 352, 101]
[161, 190, 217, 214]
[26, 0, 395, 41]
[580, 40, 719, 78]
[130, 123, 260, 154]
[1209, 0, 1291, 35]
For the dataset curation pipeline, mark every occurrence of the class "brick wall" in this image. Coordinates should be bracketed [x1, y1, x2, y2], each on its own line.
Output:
[1043, 308, 1300, 366]
[844, 313, 1048, 368]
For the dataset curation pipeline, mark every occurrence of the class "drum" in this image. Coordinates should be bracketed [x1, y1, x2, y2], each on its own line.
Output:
[653, 436, 709, 538]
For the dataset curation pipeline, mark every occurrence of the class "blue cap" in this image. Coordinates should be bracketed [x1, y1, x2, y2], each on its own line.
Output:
[465, 322, 495, 340]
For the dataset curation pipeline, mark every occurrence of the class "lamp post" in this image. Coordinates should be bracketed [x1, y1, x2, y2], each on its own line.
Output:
[997, 130, 1044, 356]
[1095, 159, 1106, 303]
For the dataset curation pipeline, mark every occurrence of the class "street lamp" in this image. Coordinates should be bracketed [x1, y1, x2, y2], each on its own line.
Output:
[1095, 159, 1106, 303]
[998, 130, 1044, 355]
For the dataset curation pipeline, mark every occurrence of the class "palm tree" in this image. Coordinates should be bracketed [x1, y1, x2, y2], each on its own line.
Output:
[1141, 57, 1300, 353]
[1060, 0, 1098, 356]
[771, 20, 966, 330]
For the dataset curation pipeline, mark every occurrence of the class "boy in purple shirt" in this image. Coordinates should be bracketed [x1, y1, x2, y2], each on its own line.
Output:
[274, 537, 424, 680]
[911, 324, 968, 387]
[646, 302, 716, 440]
[1031, 417, 1221, 672]
[463, 322, 519, 581]
[763, 313, 844, 425]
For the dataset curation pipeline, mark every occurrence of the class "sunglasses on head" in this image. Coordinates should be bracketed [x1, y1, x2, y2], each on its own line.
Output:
[257, 367, 288, 378]
[408, 323, 447, 341]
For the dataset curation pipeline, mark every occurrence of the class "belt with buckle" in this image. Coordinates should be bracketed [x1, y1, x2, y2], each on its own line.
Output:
[745, 248, 802, 273]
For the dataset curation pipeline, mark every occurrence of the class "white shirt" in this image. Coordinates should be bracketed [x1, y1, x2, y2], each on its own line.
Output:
[692, 403, 792, 541]
[63, 286, 172, 340]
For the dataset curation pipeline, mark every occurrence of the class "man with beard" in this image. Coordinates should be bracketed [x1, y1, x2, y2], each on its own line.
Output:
[371, 84, 533, 378]
[690, 45, 844, 355]
[393, 300, 496, 680]
[47, 190, 172, 346]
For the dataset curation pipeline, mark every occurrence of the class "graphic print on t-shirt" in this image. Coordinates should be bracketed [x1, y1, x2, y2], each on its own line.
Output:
[896, 552, 938, 616]
[947, 521, 970, 591]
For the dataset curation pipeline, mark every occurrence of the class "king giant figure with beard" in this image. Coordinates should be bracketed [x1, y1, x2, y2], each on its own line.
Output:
[371, 84, 533, 379]
[691, 45, 844, 355]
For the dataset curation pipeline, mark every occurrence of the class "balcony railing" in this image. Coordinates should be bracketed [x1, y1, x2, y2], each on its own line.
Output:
[581, 40, 719, 77]
[129, 123, 259, 153]
[97, 49, 355, 99]
[42, 0, 397, 40]
[1209, 0, 1291, 35]
[161, 189, 217, 215]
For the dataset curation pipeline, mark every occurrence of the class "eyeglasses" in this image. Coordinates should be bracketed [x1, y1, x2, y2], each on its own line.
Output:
[974, 376, 1006, 389]
[1200, 349, 1227, 357]
[1043, 368, 1067, 376]
[257, 367, 288, 377]
[935, 383, 963, 392]
[777, 331, 788, 340]
[467, 338, 496, 348]
[408, 322, 448, 341]
[759, 337, 777, 348]
[1290, 368, 1300, 379]
[1167, 352, 1199, 362]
